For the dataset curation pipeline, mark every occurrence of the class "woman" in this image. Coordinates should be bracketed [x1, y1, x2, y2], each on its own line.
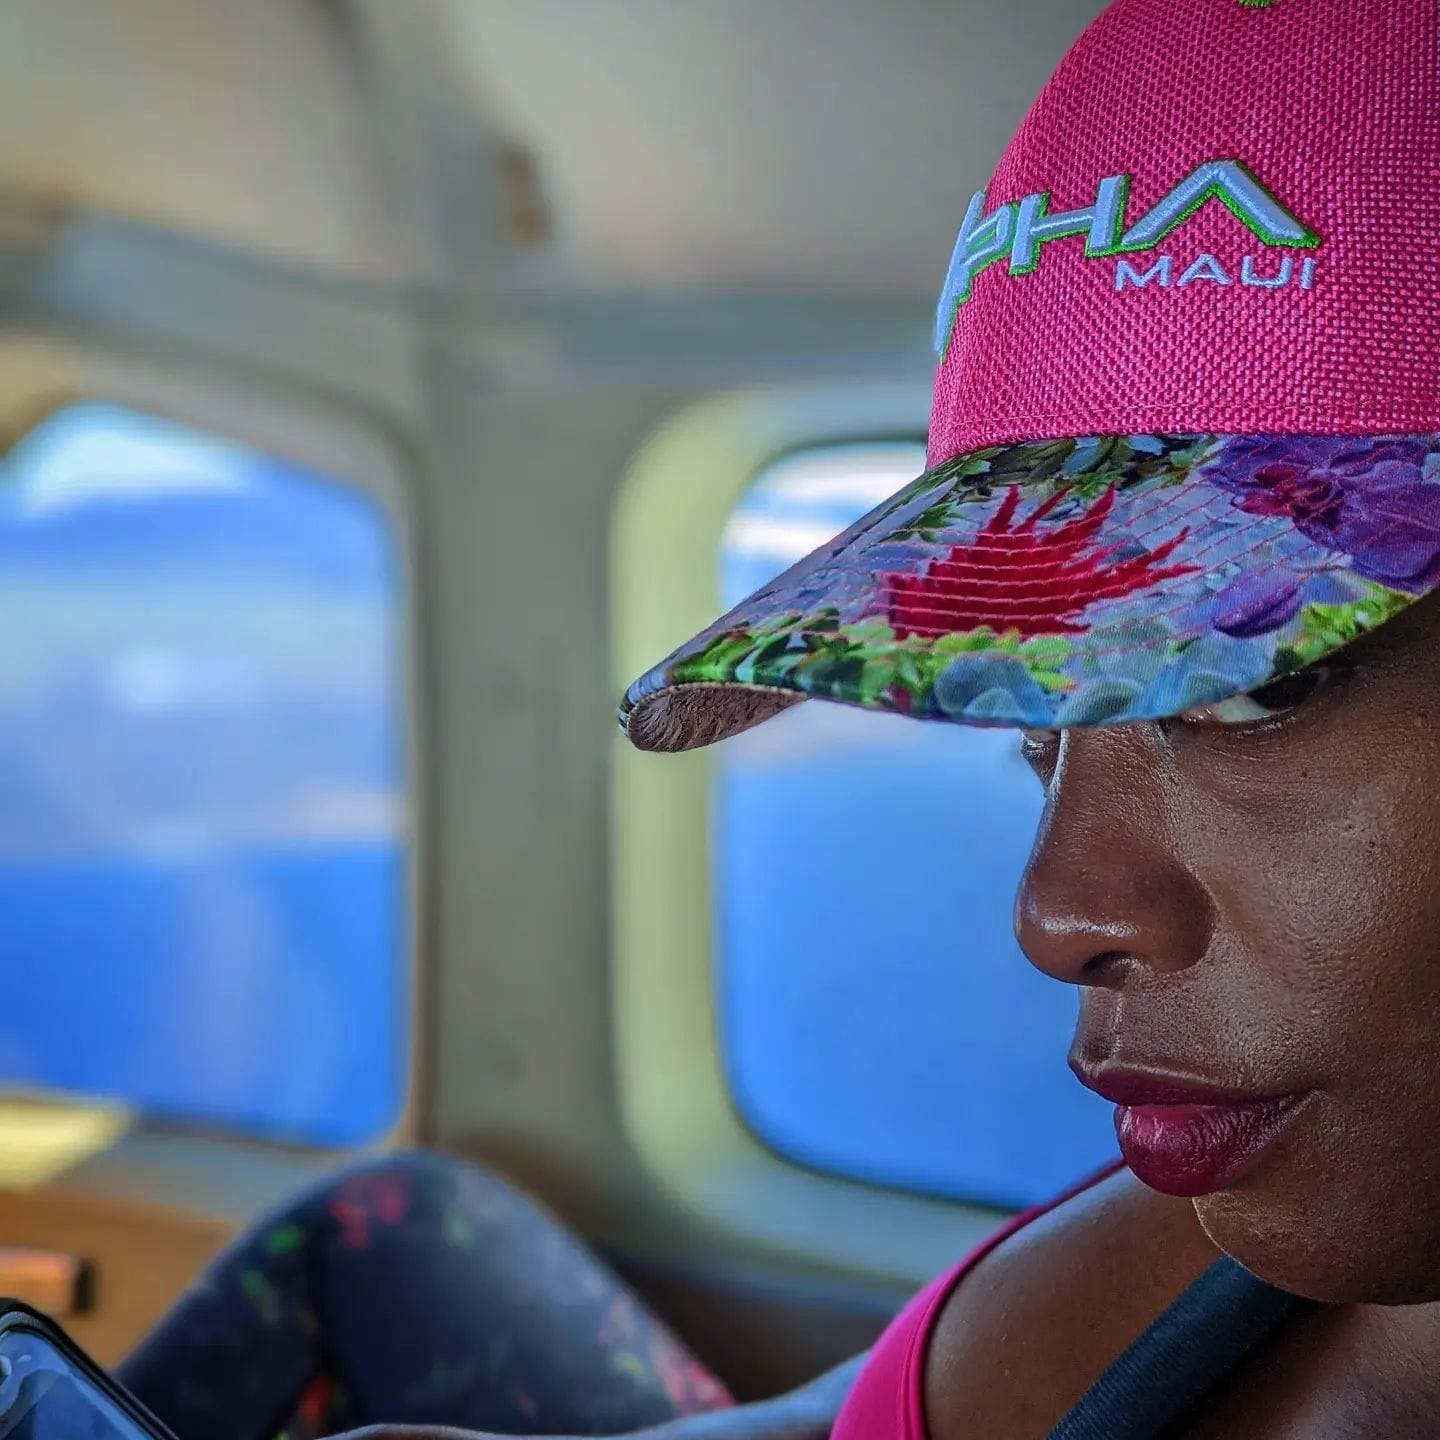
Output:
[126, 0, 1440, 1436]
[618, 0, 1440, 1433]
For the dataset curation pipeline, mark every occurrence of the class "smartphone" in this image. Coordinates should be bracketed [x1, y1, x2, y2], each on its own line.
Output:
[0, 1302, 178, 1440]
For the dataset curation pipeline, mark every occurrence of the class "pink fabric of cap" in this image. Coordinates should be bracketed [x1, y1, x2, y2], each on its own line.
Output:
[620, 0, 1440, 753]
[930, 0, 1440, 464]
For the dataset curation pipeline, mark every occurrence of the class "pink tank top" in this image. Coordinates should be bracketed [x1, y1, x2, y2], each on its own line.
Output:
[832, 1160, 1125, 1440]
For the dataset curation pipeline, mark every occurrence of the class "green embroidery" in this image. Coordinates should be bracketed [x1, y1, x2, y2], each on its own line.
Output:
[1112, 159, 1320, 254]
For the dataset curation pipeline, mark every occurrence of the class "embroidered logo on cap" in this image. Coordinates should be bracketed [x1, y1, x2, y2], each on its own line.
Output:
[935, 159, 1321, 357]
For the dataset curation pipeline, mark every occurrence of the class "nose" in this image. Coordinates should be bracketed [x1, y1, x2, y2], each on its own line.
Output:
[1015, 726, 1214, 988]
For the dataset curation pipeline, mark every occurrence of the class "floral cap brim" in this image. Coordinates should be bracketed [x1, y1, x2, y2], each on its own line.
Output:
[620, 433, 1440, 752]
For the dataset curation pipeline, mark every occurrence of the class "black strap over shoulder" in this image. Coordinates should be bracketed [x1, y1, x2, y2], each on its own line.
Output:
[1046, 1257, 1317, 1440]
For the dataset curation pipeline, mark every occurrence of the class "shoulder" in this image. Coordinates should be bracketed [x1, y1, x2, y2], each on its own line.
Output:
[923, 1166, 1219, 1440]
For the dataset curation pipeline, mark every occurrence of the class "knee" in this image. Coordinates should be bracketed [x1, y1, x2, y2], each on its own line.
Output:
[302, 1148, 544, 1241]
[332, 1147, 473, 1191]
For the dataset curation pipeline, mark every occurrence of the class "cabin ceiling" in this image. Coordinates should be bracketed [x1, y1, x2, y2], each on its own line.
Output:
[0, 0, 1106, 298]
[443, 0, 1104, 297]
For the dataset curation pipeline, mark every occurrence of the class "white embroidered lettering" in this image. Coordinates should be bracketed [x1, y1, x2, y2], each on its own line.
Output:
[1178, 254, 1233, 287]
[1240, 255, 1293, 289]
[1115, 256, 1173, 290]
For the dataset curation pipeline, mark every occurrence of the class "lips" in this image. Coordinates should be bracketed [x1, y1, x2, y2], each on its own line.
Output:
[1076, 1067, 1313, 1198]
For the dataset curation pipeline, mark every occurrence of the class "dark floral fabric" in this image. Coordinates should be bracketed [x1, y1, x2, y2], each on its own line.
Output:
[118, 1151, 731, 1440]
[622, 433, 1440, 733]
[1207, 436, 1440, 591]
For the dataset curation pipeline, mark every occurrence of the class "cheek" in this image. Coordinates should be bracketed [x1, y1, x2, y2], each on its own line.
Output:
[1181, 732, 1440, 1301]
[1190, 741, 1440, 1030]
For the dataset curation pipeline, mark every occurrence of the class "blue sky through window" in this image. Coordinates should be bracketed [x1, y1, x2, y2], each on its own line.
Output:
[0, 403, 406, 1145]
[715, 443, 1118, 1209]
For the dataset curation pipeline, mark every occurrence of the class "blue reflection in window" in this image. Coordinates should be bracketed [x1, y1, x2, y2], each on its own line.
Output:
[0, 403, 406, 1145]
[714, 443, 1117, 1209]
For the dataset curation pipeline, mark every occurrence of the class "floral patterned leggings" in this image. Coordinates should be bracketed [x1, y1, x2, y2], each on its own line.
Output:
[117, 1150, 733, 1439]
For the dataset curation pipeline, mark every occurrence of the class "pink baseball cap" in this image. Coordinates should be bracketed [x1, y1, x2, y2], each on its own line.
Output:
[621, 0, 1440, 752]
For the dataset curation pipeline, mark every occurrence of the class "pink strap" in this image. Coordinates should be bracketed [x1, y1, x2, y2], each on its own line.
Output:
[832, 1160, 1124, 1440]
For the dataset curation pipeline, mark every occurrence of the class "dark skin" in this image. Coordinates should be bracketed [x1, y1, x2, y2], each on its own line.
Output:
[928, 590, 1440, 1437]
[338, 594, 1440, 1439]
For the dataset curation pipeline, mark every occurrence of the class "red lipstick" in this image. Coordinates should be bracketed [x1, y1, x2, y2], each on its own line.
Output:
[1078, 1070, 1312, 1198]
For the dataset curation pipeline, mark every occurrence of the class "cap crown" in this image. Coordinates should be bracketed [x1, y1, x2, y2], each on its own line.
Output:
[929, 0, 1440, 465]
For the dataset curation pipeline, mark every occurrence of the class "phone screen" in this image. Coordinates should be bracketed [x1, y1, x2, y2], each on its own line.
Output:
[0, 1328, 163, 1440]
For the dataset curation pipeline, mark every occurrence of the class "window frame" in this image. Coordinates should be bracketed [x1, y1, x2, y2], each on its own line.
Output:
[609, 380, 1017, 1289]
[0, 328, 428, 1160]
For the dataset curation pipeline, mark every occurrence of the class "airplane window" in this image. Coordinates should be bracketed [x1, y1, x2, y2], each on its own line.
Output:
[0, 402, 406, 1146]
[716, 443, 1117, 1208]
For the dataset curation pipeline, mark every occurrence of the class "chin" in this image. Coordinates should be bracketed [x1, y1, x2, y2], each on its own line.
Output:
[1193, 1182, 1440, 1307]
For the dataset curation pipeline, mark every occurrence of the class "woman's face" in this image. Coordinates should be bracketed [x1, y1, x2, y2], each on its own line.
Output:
[1015, 593, 1440, 1306]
